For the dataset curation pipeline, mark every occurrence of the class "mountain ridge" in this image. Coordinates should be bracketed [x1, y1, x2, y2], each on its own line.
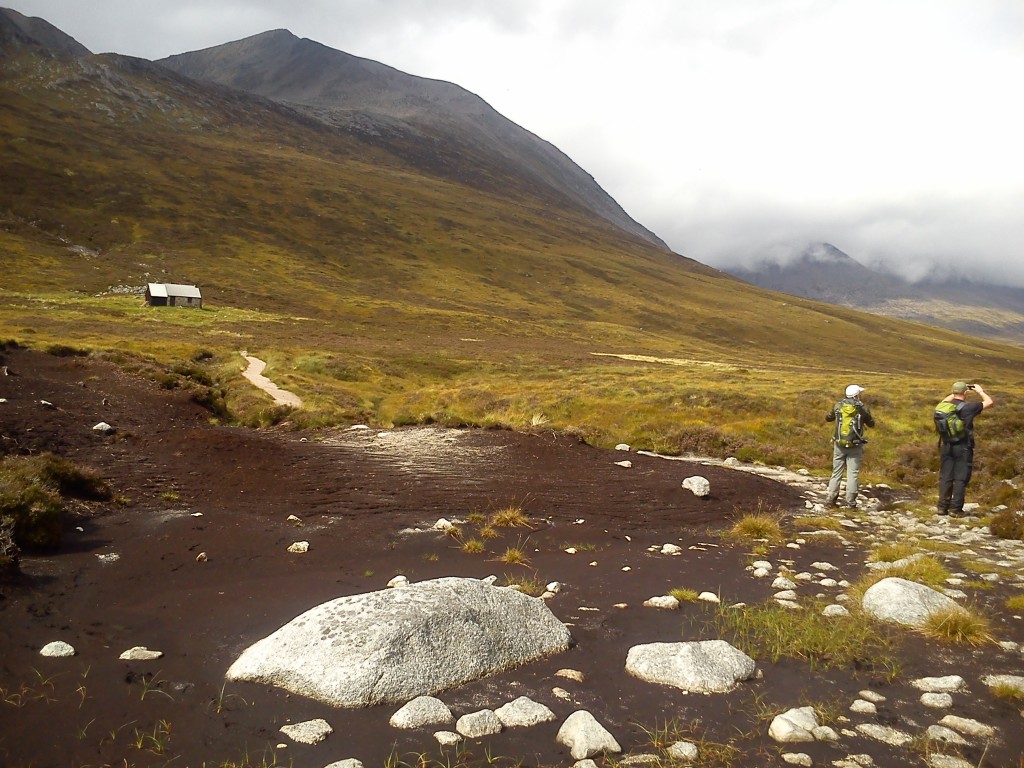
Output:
[158, 29, 668, 250]
[727, 242, 1024, 345]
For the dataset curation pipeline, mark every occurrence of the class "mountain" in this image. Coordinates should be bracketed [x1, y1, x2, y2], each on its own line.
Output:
[158, 29, 667, 250]
[727, 243, 1024, 345]
[0, 7, 89, 58]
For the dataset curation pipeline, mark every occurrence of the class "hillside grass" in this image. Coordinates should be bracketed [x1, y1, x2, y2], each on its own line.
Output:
[2, 48, 1024, 511]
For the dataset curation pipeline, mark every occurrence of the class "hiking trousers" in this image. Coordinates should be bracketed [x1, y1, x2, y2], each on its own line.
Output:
[827, 442, 864, 506]
[938, 441, 974, 514]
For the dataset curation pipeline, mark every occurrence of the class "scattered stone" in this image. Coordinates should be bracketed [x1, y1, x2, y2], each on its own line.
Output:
[434, 731, 462, 746]
[854, 723, 914, 746]
[660, 543, 683, 555]
[280, 718, 332, 745]
[927, 756, 974, 768]
[861, 577, 967, 628]
[937, 715, 996, 739]
[119, 646, 163, 661]
[681, 476, 710, 497]
[546, 581, 562, 594]
[614, 460, 632, 468]
[323, 760, 363, 768]
[924, 725, 968, 745]
[387, 575, 409, 588]
[822, 604, 850, 617]
[92, 421, 115, 434]
[287, 541, 309, 554]
[811, 561, 837, 571]
[768, 706, 818, 743]
[912, 675, 965, 693]
[432, 518, 455, 531]
[781, 754, 812, 767]
[494, 696, 556, 727]
[643, 595, 679, 610]
[666, 741, 698, 762]
[626, 640, 755, 694]
[286, 514, 302, 526]
[811, 725, 839, 742]
[556, 669, 584, 682]
[40, 641, 76, 657]
[455, 709, 502, 738]
[697, 592, 720, 603]
[389, 696, 454, 728]
[556, 710, 622, 760]
[981, 673, 1024, 694]
[849, 699, 876, 715]
[921, 692, 953, 708]
[552, 687, 573, 700]
[772, 576, 797, 590]
[196, 552, 208, 562]
[97, 553, 120, 564]
[619, 754, 660, 766]
[858, 690, 886, 703]
[614, 443, 630, 451]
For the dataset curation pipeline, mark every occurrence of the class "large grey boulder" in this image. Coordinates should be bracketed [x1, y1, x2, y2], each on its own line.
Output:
[861, 577, 966, 628]
[226, 576, 571, 707]
[625, 640, 756, 693]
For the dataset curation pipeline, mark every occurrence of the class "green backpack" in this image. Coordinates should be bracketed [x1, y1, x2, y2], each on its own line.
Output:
[834, 400, 864, 447]
[934, 401, 966, 443]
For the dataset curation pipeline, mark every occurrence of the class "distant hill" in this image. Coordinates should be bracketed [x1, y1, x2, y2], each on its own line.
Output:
[727, 243, 1024, 345]
[158, 29, 667, 250]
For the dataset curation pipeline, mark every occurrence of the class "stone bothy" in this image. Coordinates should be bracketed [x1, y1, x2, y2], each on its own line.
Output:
[145, 283, 202, 308]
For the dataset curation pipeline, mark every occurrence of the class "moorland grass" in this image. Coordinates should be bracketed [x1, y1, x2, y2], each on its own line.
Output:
[712, 602, 902, 679]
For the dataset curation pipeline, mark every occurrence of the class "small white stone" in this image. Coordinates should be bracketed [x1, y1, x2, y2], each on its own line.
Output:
[286, 514, 302, 525]
[921, 692, 953, 708]
[195, 551, 208, 562]
[119, 646, 163, 661]
[564, 547, 578, 554]
[752, 567, 770, 578]
[546, 581, 562, 594]
[280, 718, 332, 745]
[556, 669, 585, 682]
[614, 460, 632, 468]
[434, 731, 462, 746]
[40, 641, 76, 657]
[850, 700, 877, 715]
[661, 544, 683, 555]
[781, 754, 812, 767]
[822, 604, 850, 617]
[286, 541, 309, 553]
[387, 575, 409, 588]
[751, 560, 773, 570]
[858, 690, 887, 703]
[697, 591, 720, 603]
[615, 443, 630, 451]
[643, 595, 679, 610]
[666, 741, 698, 762]
[552, 687, 572, 700]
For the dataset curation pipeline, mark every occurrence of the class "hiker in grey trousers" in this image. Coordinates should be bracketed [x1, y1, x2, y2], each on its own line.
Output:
[824, 384, 875, 509]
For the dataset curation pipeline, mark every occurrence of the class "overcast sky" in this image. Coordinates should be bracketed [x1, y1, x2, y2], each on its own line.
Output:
[8, 0, 1024, 286]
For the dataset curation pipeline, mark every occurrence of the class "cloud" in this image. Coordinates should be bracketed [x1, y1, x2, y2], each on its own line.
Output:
[8, 0, 1024, 287]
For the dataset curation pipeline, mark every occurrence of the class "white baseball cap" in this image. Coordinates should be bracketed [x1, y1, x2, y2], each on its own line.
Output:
[846, 384, 865, 398]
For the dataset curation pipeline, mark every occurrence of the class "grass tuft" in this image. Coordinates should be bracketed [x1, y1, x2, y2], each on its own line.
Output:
[921, 607, 995, 646]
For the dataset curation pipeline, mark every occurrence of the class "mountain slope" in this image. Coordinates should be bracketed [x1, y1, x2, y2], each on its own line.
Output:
[158, 29, 667, 250]
[728, 243, 1024, 344]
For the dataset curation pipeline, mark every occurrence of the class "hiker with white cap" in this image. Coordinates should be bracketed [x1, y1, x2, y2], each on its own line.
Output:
[824, 384, 875, 509]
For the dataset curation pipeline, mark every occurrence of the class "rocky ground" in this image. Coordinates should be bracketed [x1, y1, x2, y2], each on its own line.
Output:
[1, 346, 1022, 768]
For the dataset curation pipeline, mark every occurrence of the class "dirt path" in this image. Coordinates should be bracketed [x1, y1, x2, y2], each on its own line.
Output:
[239, 351, 303, 408]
